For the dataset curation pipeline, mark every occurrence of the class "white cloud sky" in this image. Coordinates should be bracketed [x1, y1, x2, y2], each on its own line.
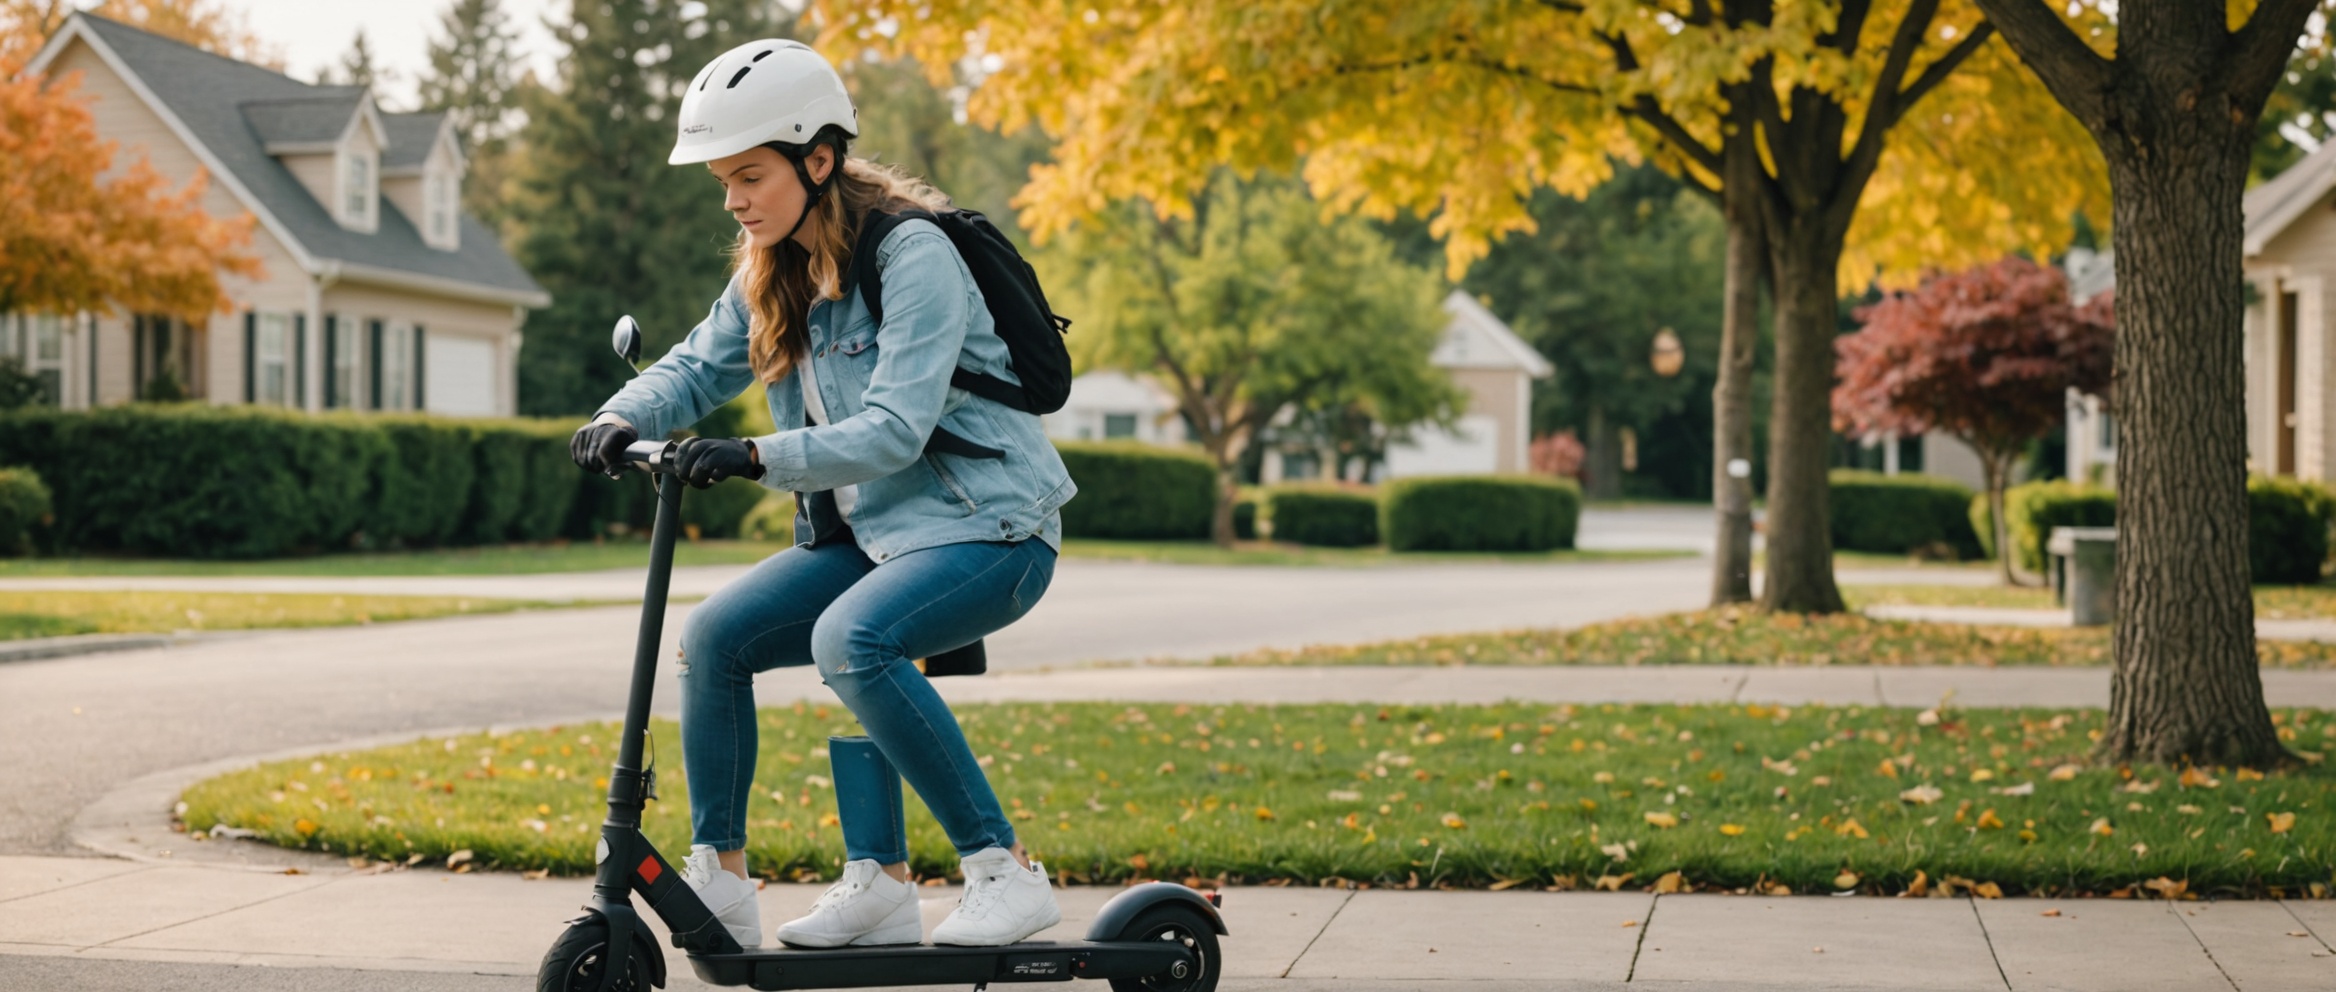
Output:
[228, 0, 563, 110]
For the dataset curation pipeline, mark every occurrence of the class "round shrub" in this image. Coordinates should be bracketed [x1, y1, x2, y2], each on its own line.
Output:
[1265, 486, 1379, 546]
[1999, 480, 2118, 573]
[2249, 476, 2333, 584]
[1232, 497, 1257, 540]
[739, 493, 797, 543]
[1828, 471, 1983, 559]
[682, 477, 769, 539]
[1053, 441, 1215, 540]
[1382, 475, 1581, 552]
[0, 466, 52, 556]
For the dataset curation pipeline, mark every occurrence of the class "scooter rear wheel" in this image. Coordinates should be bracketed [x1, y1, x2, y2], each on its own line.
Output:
[537, 920, 648, 992]
[1106, 904, 1219, 992]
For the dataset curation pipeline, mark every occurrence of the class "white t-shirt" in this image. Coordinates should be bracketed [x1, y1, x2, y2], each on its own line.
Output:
[798, 354, 859, 518]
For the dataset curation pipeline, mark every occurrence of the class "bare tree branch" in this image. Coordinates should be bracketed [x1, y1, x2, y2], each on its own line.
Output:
[1967, 0, 2113, 127]
[2230, 0, 2325, 113]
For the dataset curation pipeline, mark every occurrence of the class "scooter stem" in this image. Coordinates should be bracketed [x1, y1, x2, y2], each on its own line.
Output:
[610, 470, 684, 831]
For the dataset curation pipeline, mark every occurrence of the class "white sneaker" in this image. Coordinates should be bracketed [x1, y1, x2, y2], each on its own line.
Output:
[678, 845, 762, 949]
[931, 847, 1062, 946]
[774, 859, 923, 948]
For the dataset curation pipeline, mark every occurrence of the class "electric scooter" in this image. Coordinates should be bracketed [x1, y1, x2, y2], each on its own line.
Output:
[536, 317, 1226, 992]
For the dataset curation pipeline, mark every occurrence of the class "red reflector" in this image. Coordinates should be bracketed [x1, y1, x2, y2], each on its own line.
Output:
[638, 856, 663, 885]
[1206, 892, 1222, 907]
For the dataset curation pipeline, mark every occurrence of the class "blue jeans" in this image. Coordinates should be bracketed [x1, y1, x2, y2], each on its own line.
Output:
[676, 535, 1054, 862]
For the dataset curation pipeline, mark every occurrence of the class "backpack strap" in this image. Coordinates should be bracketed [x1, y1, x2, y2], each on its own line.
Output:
[847, 209, 1005, 460]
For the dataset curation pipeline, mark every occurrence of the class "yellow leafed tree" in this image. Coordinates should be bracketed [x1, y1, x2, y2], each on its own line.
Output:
[812, 0, 2105, 610]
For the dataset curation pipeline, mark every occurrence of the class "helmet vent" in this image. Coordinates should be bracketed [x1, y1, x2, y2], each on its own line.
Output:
[726, 66, 753, 89]
[752, 49, 774, 62]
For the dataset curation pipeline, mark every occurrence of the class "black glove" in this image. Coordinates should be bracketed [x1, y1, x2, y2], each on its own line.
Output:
[674, 436, 766, 488]
[571, 420, 638, 477]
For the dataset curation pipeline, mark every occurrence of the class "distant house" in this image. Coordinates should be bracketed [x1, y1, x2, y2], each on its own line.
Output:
[2062, 139, 2336, 483]
[1044, 290, 1554, 482]
[3, 13, 547, 415]
[1375, 291, 1553, 479]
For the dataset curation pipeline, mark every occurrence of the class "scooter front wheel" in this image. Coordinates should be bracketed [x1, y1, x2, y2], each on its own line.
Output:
[537, 920, 649, 992]
[1107, 904, 1220, 992]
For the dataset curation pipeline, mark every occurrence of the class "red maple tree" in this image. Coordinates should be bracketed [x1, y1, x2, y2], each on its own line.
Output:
[1833, 256, 2114, 584]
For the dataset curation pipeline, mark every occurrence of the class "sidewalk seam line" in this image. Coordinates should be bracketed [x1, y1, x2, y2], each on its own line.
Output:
[1278, 886, 1355, 979]
[0, 864, 162, 907]
[1624, 891, 1658, 982]
[84, 873, 347, 950]
[2164, 900, 2240, 992]
[1963, 893, 2012, 991]
[1728, 669, 1749, 704]
[2278, 898, 2336, 954]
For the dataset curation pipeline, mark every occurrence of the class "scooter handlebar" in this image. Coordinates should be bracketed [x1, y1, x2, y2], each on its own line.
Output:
[619, 438, 679, 475]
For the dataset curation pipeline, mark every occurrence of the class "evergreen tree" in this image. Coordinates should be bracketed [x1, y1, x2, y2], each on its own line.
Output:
[326, 28, 388, 96]
[417, 0, 520, 225]
[507, 0, 790, 417]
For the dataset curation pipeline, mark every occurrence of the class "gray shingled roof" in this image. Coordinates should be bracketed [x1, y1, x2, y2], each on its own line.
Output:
[71, 14, 544, 304]
[380, 112, 447, 170]
[240, 94, 364, 148]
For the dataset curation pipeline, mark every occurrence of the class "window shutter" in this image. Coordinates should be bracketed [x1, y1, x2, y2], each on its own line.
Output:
[369, 319, 384, 410]
[293, 313, 306, 409]
[243, 311, 256, 404]
[322, 315, 337, 409]
[412, 325, 426, 412]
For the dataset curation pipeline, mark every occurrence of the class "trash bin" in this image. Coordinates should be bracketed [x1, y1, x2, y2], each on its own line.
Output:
[2051, 526, 2116, 626]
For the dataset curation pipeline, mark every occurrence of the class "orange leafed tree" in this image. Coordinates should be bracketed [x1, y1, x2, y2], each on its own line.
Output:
[0, 67, 259, 322]
[1, 0, 277, 74]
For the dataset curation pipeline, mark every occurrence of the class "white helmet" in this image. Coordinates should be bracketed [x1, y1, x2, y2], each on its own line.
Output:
[669, 39, 857, 166]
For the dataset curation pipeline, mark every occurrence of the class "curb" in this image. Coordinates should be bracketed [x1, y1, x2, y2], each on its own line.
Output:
[67, 711, 662, 874]
[0, 632, 179, 664]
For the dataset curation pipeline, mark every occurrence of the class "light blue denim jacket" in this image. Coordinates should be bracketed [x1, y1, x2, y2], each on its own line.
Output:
[595, 219, 1075, 563]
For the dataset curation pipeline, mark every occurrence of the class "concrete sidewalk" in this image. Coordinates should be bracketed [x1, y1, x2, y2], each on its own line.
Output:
[0, 854, 2329, 991]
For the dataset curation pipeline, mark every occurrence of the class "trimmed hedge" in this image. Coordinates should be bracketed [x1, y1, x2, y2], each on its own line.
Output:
[1828, 471, 1984, 559]
[740, 493, 797, 543]
[1233, 497, 1257, 540]
[0, 466, 52, 556]
[1265, 486, 1379, 547]
[1054, 441, 1215, 540]
[366, 416, 476, 547]
[1970, 477, 2332, 584]
[2249, 476, 2333, 584]
[1382, 475, 1581, 552]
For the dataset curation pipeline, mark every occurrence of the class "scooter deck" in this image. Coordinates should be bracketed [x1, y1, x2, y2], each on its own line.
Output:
[686, 938, 1194, 989]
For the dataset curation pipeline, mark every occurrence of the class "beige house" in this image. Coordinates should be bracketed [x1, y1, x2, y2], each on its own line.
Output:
[1042, 291, 1553, 482]
[2063, 140, 2336, 483]
[3, 14, 546, 415]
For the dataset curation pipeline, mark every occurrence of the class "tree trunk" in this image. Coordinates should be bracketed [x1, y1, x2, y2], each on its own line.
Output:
[2095, 106, 2284, 766]
[1584, 405, 1623, 500]
[1758, 221, 1845, 614]
[1710, 94, 1764, 606]
[1981, 453, 2016, 588]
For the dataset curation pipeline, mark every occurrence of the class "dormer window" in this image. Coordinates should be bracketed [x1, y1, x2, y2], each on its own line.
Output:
[428, 170, 455, 245]
[341, 147, 376, 229]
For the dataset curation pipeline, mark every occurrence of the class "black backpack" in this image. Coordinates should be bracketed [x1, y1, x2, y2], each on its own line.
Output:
[849, 208, 1073, 420]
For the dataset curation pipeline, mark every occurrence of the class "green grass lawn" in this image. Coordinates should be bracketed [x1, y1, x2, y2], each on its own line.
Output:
[176, 701, 2336, 897]
[1848, 583, 2336, 620]
[1189, 608, 2336, 669]
[0, 590, 589, 641]
[0, 538, 1689, 577]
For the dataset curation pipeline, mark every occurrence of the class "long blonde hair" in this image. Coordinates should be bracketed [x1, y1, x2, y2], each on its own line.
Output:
[732, 154, 952, 384]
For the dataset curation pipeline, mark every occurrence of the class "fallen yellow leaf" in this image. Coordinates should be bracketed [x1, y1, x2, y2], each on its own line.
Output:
[2179, 766, 2220, 789]
[2236, 767, 2264, 782]
[2048, 764, 2081, 781]
[1595, 873, 1635, 891]
[293, 818, 318, 837]
[1903, 870, 1930, 897]
[1718, 823, 1746, 837]
[1834, 818, 1869, 839]
[1976, 809, 2005, 830]
[1899, 784, 1943, 805]
[1969, 769, 1995, 783]
[2269, 811, 2296, 834]
[2089, 818, 2114, 837]
[1972, 882, 2003, 899]
[1833, 870, 1860, 889]
[1877, 759, 1899, 779]
[1440, 812, 1466, 829]
[1653, 870, 1687, 894]
[1644, 811, 1679, 829]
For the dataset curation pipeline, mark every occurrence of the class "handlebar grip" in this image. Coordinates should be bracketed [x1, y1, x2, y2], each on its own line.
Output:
[621, 439, 678, 475]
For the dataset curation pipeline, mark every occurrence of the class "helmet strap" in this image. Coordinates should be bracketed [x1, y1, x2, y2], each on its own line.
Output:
[770, 137, 839, 243]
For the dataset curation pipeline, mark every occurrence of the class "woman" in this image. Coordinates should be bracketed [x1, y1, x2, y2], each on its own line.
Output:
[569, 38, 1075, 950]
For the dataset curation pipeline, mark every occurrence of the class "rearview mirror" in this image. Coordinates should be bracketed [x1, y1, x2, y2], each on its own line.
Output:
[612, 315, 643, 369]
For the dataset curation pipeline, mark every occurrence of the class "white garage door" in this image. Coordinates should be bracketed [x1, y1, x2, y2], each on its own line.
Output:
[424, 333, 497, 416]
